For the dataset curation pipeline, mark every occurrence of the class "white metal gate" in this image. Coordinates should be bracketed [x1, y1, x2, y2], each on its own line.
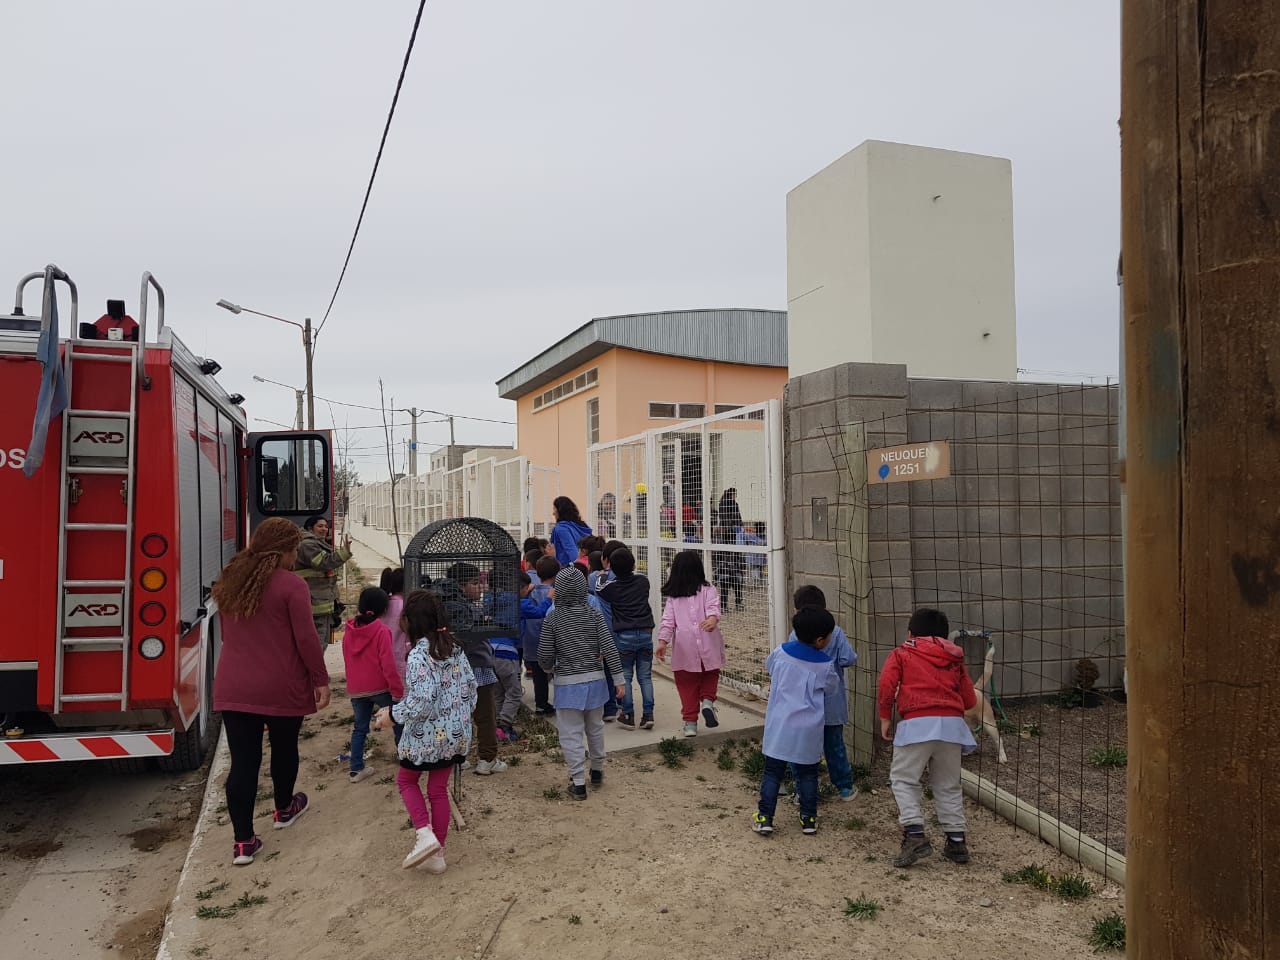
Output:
[587, 399, 786, 695]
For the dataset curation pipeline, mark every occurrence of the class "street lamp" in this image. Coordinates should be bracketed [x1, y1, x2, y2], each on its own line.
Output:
[217, 299, 314, 430]
[252, 375, 306, 430]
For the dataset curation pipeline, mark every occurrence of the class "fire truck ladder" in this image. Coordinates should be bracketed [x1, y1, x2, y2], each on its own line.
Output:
[53, 306, 148, 713]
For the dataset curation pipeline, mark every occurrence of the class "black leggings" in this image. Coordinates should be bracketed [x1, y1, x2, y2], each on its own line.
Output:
[223, 710, 303, 841]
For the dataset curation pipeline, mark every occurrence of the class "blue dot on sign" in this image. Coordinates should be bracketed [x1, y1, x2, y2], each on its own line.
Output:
[878, 464, 890, 479]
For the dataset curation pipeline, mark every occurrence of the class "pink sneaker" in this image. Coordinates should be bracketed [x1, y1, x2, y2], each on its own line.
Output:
[272, 792, 309, 830]
[495, 727, 510, 742]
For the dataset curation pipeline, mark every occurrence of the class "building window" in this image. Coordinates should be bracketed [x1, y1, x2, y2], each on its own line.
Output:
[648, 402, 677, 419]
[714, 403, 741, 414]
[533, 367, 598, 412]
[678, 403, 706, 419]
[586, 398, 599, 445]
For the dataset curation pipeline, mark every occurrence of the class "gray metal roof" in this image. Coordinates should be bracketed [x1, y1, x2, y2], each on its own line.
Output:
[496, 308, 788, 400]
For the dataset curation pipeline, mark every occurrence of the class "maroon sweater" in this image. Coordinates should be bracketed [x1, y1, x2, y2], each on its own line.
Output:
[213, 569, 330, 716]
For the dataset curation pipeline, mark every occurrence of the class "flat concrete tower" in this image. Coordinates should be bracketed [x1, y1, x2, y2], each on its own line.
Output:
[786, 140, 1017, 381]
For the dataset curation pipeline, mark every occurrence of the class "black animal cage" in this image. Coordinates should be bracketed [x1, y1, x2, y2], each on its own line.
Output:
[402, 518, 521, 641]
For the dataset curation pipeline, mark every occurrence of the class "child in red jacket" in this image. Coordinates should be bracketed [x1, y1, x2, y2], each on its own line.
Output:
[877, 607, 976, 867]
[343, 587, 405, 783]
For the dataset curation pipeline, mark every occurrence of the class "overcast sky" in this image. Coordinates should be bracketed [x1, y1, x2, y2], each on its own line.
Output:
[3, 2, 1119, 479]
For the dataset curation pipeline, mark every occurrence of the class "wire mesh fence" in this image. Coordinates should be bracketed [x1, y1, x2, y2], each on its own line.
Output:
[813, 383, 1126, 868]
[588, 401, 786, 696]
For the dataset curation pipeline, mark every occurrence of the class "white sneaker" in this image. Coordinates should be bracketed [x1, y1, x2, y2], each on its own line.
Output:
[682, 722, 698, 738]
[701, 698, 719, 728]
[349, 767, 375, 783]
[474, 758, 508, 776]
[402, 826, 441, 869]
[417, 851, 447, 874]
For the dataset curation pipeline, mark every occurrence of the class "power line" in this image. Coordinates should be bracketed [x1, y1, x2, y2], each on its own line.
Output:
[314, 0, 429, 342]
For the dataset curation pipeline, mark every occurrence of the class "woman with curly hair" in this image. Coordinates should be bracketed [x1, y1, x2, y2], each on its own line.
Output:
[212, 518, 331, 866]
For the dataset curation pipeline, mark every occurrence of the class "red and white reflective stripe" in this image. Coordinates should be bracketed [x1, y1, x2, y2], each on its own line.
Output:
[0, 730, 174, 764]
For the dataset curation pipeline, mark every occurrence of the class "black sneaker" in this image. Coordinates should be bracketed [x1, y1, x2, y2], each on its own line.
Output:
[616, 712, 636, 730]
[751, 813, 773, 835]
[568, 782, 588, 801]
[943, 836, 970, 864]
[589, 769, 603, 787]
[639, 713, 654, 729]
[536, 704, 555, 715]
[800, 815, 818, 835]
[893, 831, 933, 867]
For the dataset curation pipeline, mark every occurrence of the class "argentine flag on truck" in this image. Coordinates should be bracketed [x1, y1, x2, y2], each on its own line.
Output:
[23, 275, 69, 478]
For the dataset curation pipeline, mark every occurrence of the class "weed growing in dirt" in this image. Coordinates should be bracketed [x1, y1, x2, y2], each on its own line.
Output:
[196, 905, 235, 920]
[695, 774, 707, 782]
[658, 737, 695, 769]
[1021, 722, 1042, 738]
[1053, 875, 1095, 900]
[716, 746, 736, 771]
[995, 718, 1018, 735]
[315, 783, 327, 791]
[233, 893, 268, 909]
[1003, 864, 1053, 891]
[807, 856, 825, 864]
[737, 744, 766, 783]
[1088, 913, 1126, 952]
[1054, 686, 1085, 709]
[195, 881, 229, 901]
[568, 914, 582, 925]
[377, 775, 395, 785]
[506, 755, 522, 767]
[251, 878, 270, 890]
[263, 851, 280, 862]
[299, 729, 317, 740]
[700, 802, 725, 811]
[844, 896, 880, 920]
[1003, 864, 1093, 900]
[843, 816, 867, 831]
[635, 764, 655, 773]
[543, 786, 562, 800]
[1087, 746, 1127, 768]
[191, 948, 210, 957]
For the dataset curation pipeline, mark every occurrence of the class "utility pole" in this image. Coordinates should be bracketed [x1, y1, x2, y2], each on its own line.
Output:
[303, 316, 315, 430]
[409, 407, 419, 476]
[1121, 2, 1278, 958]
[448, 414, 455, 447]
[294, 389, 304, 430]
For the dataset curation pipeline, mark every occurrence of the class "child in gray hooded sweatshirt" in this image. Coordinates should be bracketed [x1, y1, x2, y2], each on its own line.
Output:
[538, 566, 624, 800]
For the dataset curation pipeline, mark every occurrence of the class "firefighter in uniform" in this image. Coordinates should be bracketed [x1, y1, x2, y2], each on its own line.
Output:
[296, 516, 352, 648]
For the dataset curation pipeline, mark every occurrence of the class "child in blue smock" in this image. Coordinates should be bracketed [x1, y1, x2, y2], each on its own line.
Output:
[789, 585, 859, 799]
[753, 606, 839, 836]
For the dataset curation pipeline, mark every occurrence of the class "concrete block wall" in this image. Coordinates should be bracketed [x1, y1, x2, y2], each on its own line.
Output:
[785, 363, 1123, 701]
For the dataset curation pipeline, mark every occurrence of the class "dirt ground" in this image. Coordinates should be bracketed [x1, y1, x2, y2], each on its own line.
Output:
[962, 697, 1127, 854]
[173, 682, 1121, 960]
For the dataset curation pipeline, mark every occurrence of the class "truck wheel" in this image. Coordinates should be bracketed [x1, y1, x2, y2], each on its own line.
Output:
[158, 635, 218, 773]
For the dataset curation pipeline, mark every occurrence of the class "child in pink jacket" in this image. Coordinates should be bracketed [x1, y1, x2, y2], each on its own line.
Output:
[343, 587, 405, 782]
[656, 550, 725, 737]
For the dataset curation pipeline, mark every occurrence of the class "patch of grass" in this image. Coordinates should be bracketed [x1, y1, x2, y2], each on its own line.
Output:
[806, 856, 825, 864]
[1054, 874, 1095, 900]
[298, 728, 317, 740]
[191, 948, 210, 958]
[658, 737, 695, 769]
[843, 816, 867, 831]
[843, 895, 880, 921]
[196, 905, 235, 920]
[849, 762, 872, 781]
[1021, 722, 1042, 738]
[377, 775, 395, 784]
[251, 878, 270, 890]
[700, 802, 725, 811]
[315, 782, 327, 791]
[1003, 864, 1093, 900]
[635, 763, 654, 773]
[995, 717, 1018, 735]
[695, 774, 707, 782]
[263, 851, 280, 862]
[1087, 746, 1127, 768]
[233, 892, 268, 909]
[506, 755, 522, 767]
[716, 746, 736, 771]
[195, 880, 229, 901]
[1055, 686, 1085, 709]
[568, 914, 582, 925]
[1088, 913, 1126, 952]
[737, 745, 766, 782]
[543, 786, 562, 800]
[1003, 864, 1054, 891]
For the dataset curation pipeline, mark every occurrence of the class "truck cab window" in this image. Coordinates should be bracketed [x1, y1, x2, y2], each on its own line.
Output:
[256, 437, 327, 515]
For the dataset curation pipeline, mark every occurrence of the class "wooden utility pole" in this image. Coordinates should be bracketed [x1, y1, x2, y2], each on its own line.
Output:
[1121, 2, 1279, 957]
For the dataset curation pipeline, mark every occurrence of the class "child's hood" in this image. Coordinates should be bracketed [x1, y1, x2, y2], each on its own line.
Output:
[552, 566, 588, 606]
[343, 618, 388, 657]
[558, 519, 592, 542]
[902, 634, 964, 667]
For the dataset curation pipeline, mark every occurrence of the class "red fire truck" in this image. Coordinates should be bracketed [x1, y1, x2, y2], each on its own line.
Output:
[0, 265, 332, 770]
